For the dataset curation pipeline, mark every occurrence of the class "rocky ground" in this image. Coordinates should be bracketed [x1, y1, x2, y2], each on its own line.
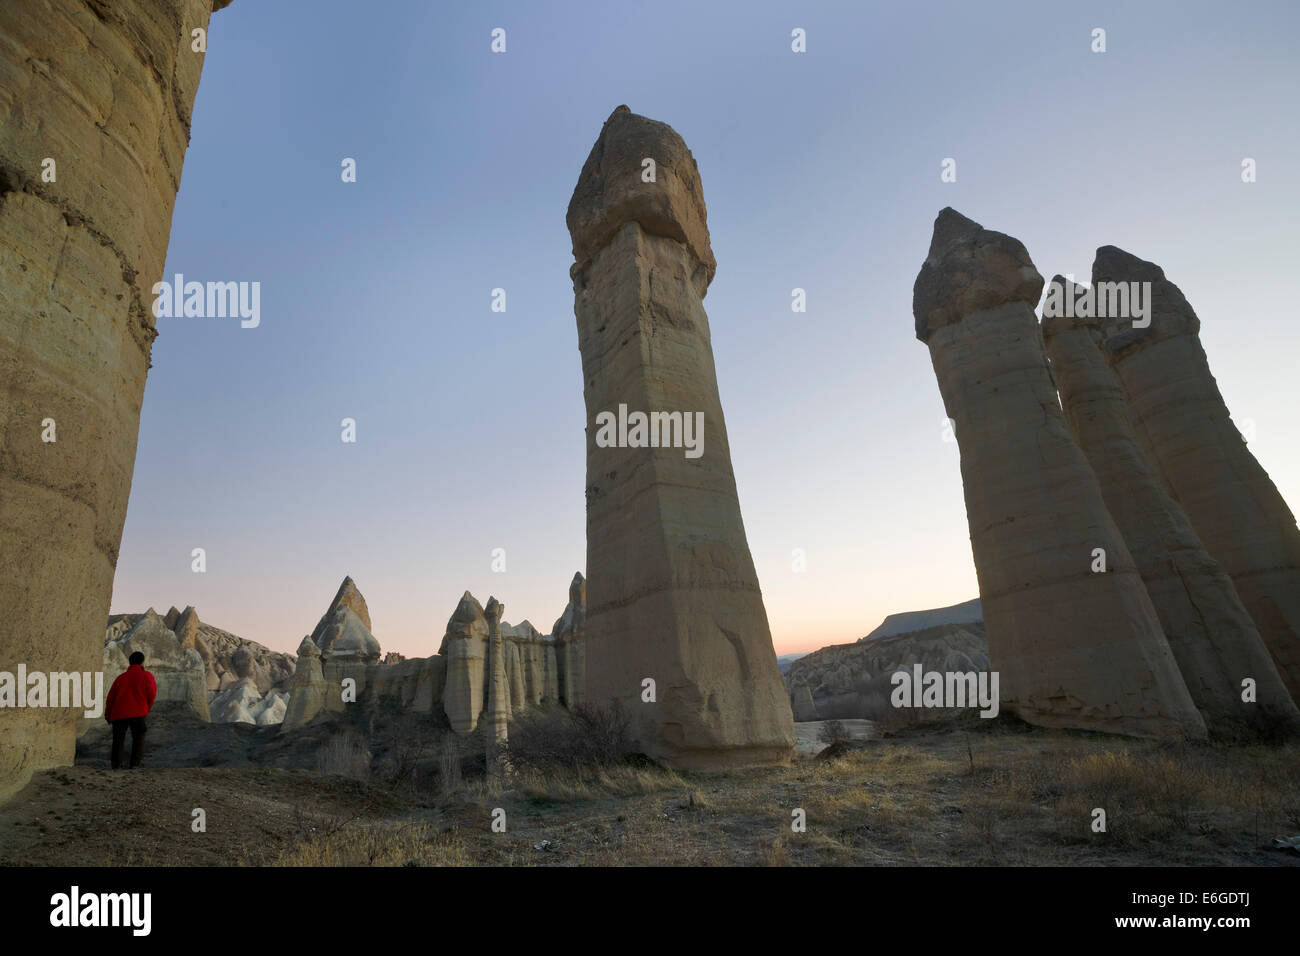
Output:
[1, 707, 1297, 867]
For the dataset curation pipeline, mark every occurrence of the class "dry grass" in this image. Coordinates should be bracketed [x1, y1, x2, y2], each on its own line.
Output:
[31, 723, 1293, 867]
[265, 823, 472, 867]
[316, 728, 371, 780]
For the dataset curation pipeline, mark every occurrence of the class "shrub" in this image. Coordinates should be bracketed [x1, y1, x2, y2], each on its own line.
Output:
[504, 702, 632, 774]
[316, 728, 372, 780]
[819, 719, 851, 745]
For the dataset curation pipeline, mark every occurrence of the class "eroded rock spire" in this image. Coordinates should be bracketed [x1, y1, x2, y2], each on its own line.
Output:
[1093, 247, 1300, 700]
[1042, 276, 1299, 737]
[567, 107, 795, 768]
[914, 209, 1205, 739]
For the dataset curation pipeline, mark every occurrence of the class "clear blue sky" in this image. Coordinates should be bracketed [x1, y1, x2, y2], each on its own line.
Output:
[111, 0, 1300, 658]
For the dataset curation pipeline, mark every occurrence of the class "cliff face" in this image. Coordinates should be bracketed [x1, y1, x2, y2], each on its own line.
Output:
[0, 0, 229, 802]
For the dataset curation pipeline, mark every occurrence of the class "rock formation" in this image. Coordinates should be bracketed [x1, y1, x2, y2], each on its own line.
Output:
[308, 577, 381, 713]
[440, 592, 489, 733]
[1042, 277, 1299, 737]
[553, 572, 587, 708]
[566, 106, 795, 769]
[102, 607, 297, 705]
[209, 680, 287, 726]
[281, 638, 328, 732]
[787, 620, 991, 721]
[1093, 247, 1300, 700]
[913, 208, 1205, 739]
[0, 0, 231, 802]
[104, 610, 210, 722]
[484, 598, 509, 774]
[310, 577, 381, 662]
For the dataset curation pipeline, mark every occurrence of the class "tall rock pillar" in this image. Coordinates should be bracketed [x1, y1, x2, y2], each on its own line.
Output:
[1042, 278, 1299, 738]
[566, 107, 795, 769]
[0, 0, 232, 802]
[1093, 247, 1300, 700]
[484, 598, 509, 777]
[913, 208, 1205, 739]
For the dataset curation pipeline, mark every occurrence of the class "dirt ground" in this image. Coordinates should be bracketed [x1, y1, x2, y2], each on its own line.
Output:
[2, 705, 1298, 867]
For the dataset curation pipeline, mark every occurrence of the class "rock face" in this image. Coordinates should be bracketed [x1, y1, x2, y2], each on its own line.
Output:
[281, 638, 328, 733]
[307, 576, 382, 714]
[1093, 247, 1300, 701]
[104, 610, 210, 722]
[913, 208, 1205, 739]
[787, 621, 991, 721]
[553, 572, 587, 708]
[440, 592, 489, 733]
[1042, 278, 1300, 738]
[209, 679, 285, 725]
[567, 107, 795, 769]
[484, 598, 509, 774]
[0, 0, 229, 802]
[310, 577, 381, 662]
[105, 608, 297, 703]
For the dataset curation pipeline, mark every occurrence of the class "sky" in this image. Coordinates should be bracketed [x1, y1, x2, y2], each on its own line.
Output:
[110, 0, 1300, 659]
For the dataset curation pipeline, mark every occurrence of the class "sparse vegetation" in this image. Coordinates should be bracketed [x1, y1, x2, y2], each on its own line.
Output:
[316, 728, 372, 780]
[10, 715, 1299, 867]
[503, 702, 634, 774]
[818, 719, 851, 745]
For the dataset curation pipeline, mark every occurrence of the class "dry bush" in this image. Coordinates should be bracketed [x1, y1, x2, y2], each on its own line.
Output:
[818, 719, 851, 745]
[504, 702, 633, 774]
[376, 714, 432, 792]
[316, 728, 371, 780]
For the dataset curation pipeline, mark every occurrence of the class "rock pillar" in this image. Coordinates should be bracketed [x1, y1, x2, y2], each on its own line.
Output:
[0, 0, 231, 801]
[1042, 277, 1299, 738]
[566, 106, 795, 768]
[440, 592, 488, 734]
[913, 208, 1204, 739]
[1093, 247, 1300, 700]
[484, 598, 509, 777]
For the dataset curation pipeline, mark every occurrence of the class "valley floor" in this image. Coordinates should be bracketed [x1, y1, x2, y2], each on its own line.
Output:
[1, 710, 1297, 866]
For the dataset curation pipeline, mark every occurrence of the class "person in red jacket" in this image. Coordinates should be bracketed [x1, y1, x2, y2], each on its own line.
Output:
[104, 651, 157, 769]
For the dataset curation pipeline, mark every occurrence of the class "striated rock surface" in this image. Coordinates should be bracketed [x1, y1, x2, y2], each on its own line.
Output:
[567, 107, 795, 769]
[1043, 278, 1299, 738]
[0, 0, 229, 802]
[281, 638, 328, 733]
[310, 577, 380, 662]
[440, 592, 488, 733]
[1093, 247, 1300, 700]
[553, 572, 587, 708]
[913, 208, 1205, 739]
[484, 598, 509, 773]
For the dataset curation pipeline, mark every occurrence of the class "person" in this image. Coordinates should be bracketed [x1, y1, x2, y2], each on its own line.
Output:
[104, 651, 157, 769]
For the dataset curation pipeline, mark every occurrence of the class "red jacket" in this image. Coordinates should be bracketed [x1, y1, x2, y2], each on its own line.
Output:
[105, 665, 157, 721]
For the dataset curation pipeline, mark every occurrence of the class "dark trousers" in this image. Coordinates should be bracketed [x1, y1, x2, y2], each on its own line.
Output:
[110, 716, 148, 769]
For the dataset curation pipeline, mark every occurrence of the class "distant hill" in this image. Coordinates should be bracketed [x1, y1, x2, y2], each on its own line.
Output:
[858, 597, 982, 643]
[777, 653, 808, 676]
